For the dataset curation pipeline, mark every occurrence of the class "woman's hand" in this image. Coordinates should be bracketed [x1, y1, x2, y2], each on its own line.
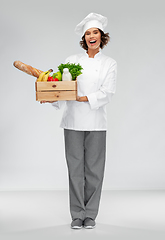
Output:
[40, 101, 57, 104]
[76, 96, 88, 102]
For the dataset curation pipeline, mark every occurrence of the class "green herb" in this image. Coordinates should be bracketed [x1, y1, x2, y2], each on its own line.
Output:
[58, 62, 83, 80]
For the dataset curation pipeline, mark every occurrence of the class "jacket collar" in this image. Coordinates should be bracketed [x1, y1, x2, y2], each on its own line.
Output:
[84, 49, 102, 59]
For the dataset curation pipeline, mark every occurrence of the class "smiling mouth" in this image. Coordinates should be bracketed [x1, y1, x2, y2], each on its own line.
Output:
[90, 40, 97, 44]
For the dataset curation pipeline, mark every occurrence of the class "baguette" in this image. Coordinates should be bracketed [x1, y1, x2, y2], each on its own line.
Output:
[13, 61, 43, 78]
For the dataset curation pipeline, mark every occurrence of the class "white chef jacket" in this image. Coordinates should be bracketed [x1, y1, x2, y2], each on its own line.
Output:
[52, 50, 117, 131]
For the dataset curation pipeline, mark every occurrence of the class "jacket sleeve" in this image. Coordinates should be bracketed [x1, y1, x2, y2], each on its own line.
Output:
[51, 101, 66, 110]
[87, 60, 117, 110]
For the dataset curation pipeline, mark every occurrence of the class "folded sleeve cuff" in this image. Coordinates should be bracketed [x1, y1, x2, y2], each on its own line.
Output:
[87, 93, 99, 110]
[51, 101, 61, 110]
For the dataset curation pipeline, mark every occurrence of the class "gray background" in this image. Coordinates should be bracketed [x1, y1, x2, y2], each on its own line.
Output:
[0, 0, 165, 190]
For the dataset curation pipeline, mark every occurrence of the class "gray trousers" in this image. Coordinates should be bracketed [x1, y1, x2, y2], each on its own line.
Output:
[64, 129, 106, 221]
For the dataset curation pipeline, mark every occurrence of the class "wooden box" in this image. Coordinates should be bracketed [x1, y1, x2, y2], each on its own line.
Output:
[35, 80, 77, 101]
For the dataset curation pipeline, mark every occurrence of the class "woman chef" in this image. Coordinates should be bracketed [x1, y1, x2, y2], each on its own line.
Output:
[41, 12, 117, 229]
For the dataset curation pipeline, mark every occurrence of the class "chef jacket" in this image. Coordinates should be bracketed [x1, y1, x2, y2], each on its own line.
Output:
[52, 50, 117, 131]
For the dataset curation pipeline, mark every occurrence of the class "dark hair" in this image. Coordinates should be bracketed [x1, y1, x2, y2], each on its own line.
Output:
[80, 29, 110, 50]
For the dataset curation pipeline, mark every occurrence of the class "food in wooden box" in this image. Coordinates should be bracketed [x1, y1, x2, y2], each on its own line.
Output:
[13, 60, 81, 101]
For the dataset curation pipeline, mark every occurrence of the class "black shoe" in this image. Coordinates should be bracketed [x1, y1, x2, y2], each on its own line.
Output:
[71, 218, 83, 229]
[83, 218, 96, 229]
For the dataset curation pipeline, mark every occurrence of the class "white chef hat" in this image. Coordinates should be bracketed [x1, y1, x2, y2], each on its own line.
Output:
[75, 13, 108, 36]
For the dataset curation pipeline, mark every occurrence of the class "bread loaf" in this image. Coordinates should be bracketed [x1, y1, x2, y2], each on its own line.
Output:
[13, 61, 43, 78]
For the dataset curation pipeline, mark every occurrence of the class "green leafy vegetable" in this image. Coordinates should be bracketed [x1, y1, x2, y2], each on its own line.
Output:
[58, 62, 83, 80]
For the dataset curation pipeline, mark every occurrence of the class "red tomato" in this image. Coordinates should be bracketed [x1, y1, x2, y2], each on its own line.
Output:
[52, 78, 59, 81]
[48, 76, 53, 81]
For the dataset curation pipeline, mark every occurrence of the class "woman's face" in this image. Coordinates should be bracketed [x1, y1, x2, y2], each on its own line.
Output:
[85, 28, 101, 51]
